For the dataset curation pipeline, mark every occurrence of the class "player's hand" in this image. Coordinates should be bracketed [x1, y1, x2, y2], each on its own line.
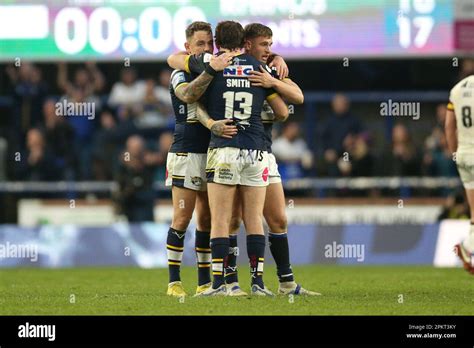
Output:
[209, 53, 232, 72]
[249, 66, 277, 88]
[210, 119, 238, 138]
[268, 55, 289, 79]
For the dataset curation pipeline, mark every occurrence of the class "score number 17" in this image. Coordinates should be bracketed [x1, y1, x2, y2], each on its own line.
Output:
[397, 0, 436, 48]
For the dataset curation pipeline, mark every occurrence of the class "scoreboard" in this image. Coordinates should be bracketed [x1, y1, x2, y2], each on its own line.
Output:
[0, 0, 454, 61]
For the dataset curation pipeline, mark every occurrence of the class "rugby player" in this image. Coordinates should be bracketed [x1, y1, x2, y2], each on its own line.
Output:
[224, 23, 320, 295]
[447, 74, 474, 274]
[177, 21, 289, 296]
[165, 21, 237, 297]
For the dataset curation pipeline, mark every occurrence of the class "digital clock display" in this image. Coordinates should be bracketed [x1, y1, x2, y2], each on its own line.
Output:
[0, 0, 454, 61]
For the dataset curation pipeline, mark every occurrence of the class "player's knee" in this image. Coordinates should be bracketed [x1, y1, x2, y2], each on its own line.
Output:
[172, 212, 193, 231]
[229, 216, 242, 233]
[196, 214, 211, 232]
[267, 215, 288, 233]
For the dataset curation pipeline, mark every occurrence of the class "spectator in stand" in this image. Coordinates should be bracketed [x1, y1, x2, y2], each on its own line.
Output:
[321, 93, 363, 176]
[16, 129, 59, 181]
[114, 135, 158, 222]
[58, 88, 97, 179]
[272, 122, 313, 180]
[423, 131, 457, 177]
[155, 69, 173, 110]
[425, 104, 447, 150]
[337, 132, 374, 177]
[108, 67, 146, 109]
[135, 78, 171, 129]
[423, 104, 457, 179]
[151, 131, 174, 182]
[57, 62, 104, 109]
[41, 99, 76, 179]
[91, 110, 119, 180]
[379, 123, 422, 176]
[6, 63, 48, 135]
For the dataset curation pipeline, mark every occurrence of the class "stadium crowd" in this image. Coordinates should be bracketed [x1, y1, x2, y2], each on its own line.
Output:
[1, 59, 474, 184]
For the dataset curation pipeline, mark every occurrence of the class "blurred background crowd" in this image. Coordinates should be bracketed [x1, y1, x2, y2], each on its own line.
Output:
[1, 59, 473, 186]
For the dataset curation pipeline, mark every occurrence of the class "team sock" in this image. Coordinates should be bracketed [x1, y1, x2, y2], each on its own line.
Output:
[167, 227, 186, 283]
[210, 237, 229, 289]
[195, 230, 211, 286]
[268, 231, 294, 283]
[225, 234, 239, 284]
[247, 234, 266, 288]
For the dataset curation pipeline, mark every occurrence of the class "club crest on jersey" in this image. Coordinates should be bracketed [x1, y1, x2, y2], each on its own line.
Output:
[191, 177, 202, 186]
[223, 65, 253, 78]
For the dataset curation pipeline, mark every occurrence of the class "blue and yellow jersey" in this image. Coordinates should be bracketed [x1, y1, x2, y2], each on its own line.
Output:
[187, 53, 278, 151]
[169, 69, 210, 154]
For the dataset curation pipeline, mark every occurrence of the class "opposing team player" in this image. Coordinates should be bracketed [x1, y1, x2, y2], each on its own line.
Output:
[165, 22, 237, 297]
[447, 74, 474, 274]
[223, 23, 320, 295]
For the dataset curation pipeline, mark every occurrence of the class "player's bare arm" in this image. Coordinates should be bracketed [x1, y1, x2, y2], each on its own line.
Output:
[174, 71, 215, 104]
[249, 66, 304, 104]
[196, 103, 238, 139]
[268, 54, 289, 79]
[445, 109, 458, 154]
[267, 94, 289, 122]
[167, 51, 189, 71]
[167, 52, 233, 73]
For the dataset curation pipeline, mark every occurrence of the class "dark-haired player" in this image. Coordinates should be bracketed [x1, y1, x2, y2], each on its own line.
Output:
[165, 21, 236, 297]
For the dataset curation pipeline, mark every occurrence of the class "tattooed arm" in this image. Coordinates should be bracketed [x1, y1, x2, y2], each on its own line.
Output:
[174, 71, 214, 104]
[174, 53, 232, 104]
[196, 104, 238, 139]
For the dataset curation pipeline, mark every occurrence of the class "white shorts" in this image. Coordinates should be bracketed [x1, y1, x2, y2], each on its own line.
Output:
[456, 151, 474, 189]
[166, 152, 207, 191]
[206, 147, 269, 187]
[268, 153, 282, 184]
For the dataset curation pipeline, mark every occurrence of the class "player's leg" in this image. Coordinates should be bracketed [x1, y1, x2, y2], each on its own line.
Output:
[196, 147, 238, 296]
[194, 190, 212, 292]
[166, 185, 197, 296]
[456, 187, 474, 272]
[226, 190, 247, 296]
[240, 184, 272, 295]
[464, 188, 474, 254]
[264, 181, 320, 295]
[454, 153, 474, 273]
[204, 182, 236, 294]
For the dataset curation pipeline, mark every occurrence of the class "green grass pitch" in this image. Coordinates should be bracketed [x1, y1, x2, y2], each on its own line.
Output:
[1, 266, 473, 315]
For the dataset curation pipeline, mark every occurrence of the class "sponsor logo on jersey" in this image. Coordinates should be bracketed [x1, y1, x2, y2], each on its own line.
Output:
[217, 168, 234, 181]
[223, 65, 253, 77]
[233, 57, 247, 65]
